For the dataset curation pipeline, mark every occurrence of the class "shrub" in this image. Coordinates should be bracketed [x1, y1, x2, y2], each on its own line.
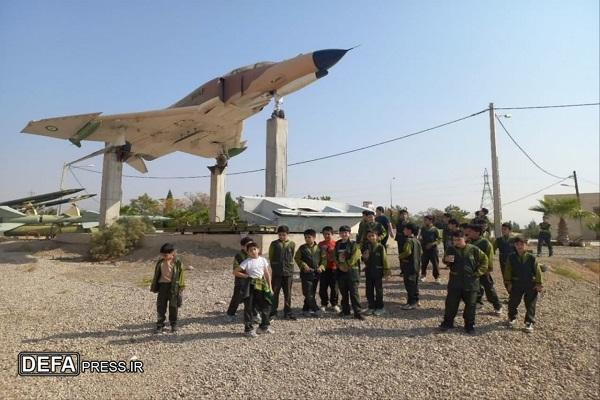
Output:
[90, 218, 154, 260]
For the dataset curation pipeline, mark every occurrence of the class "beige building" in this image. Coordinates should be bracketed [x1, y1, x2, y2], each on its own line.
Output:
[543, 193, 600, 240]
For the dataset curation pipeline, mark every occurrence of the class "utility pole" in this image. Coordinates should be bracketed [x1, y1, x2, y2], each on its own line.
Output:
[573, 170, 584, 238]
[489, 103, 502, 238]
[573, 170, 581, 203]
[389, 177, 396, 208]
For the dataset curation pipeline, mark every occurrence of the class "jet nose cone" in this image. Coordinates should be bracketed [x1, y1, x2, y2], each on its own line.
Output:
[312, 49, 349, 71]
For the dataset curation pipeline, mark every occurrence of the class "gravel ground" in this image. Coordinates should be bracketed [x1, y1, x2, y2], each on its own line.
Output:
[0, 239, 598, 400]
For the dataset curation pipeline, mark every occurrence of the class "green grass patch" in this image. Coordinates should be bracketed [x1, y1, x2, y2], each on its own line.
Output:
[552, 266, 582, 280]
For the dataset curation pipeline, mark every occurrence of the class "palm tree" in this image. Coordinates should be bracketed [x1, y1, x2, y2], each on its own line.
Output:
[529, 198, 592, 244]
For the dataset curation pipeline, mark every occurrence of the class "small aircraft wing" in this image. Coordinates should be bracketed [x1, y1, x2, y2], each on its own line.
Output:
[0, 188, 84, 208]
[22, 100, 246, 165]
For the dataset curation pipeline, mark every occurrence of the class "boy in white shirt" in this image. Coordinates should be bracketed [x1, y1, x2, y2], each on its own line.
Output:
[235, 242, 274, 337]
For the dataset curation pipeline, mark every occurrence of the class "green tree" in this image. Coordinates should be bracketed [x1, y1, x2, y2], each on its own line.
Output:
[122, 193, 162, 216]
[522, 220, 539, 239]
[224, 192, 239, 223]
[90, 218, 154, 260]
[529, 197, 592, 244]
[444, 204, 470, 223]
[163, 189, 174, 215]
[586, 213, 600, 239]
[510, 221, 521, 232]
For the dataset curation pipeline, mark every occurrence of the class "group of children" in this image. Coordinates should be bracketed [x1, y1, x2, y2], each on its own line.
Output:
[150, 207, 544, 338]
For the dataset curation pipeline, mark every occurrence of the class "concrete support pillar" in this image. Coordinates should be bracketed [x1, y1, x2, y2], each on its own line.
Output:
[208, 164, 226, 223]
[99, 144, 123, 227]
[265, 116, 288, 197]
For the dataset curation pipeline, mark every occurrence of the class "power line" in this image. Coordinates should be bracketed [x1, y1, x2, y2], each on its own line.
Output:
[495, 115, 569, 180]
[502, 177, 571, 206]
[68, 167, 100, 203]
[496, 102, 599, 110]
[71, 166, 212, 179]
[580, 177, 600, 187]
[288, 109, 488, 166]
[72, 108, 488, 180]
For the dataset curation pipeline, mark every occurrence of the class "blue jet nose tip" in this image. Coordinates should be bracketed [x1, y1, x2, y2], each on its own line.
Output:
[312, 49, 349, 71]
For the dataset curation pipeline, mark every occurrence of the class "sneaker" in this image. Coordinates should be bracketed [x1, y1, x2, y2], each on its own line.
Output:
[354, 313, 365, 321]
[320, 306, 327, 312]
[438, 323, 453, 332]
[523, 322, 534, 333]
[226, 314, 236, 323]
[401, 303, 416, 310]
[244, 330, 258, 338]
[332, 305, 341, 313]
[434, 278, 442, 285]
[493, 306, 503, 316]
[465, 326, 476, 335]
[258, 326, 275, 334]
[507, 318, 516, 328]
[283, 314, 297, 321]
[171, 325, 178, 333]
[420, 275, 426, 282]
[373, 309, 386, 316]
[363, 308, 375, 316]
[154, 326, 165, 334]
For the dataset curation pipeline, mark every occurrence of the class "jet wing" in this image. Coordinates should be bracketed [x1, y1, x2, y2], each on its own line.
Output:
[22, 99, 246, 163]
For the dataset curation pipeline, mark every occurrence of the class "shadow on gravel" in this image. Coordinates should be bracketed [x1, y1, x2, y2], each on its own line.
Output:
[22, 316, 242, 345]
[411, 293, 446, 301]
[319, 320, 506, 338]
[118, 314, 232, 330]
[52, 255, 89, 262]
[418, 282, 448, 291]
[22, 327, 154, 343]
[319, 326, 438, 338]
[380, 303, 442, 320]
[108, 330, 242, 345]
[0, 253, 38, 265]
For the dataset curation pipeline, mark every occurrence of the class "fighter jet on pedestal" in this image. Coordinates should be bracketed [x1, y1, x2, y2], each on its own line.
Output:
[21, 49, 350, 172]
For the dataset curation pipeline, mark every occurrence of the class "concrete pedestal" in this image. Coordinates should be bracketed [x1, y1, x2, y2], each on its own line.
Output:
[99, 144, 123, 227]
[208, 164, 226, 222]
[265, 116, 288, 197]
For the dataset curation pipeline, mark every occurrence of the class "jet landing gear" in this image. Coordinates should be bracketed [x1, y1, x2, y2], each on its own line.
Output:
[271, 93, 285, 119]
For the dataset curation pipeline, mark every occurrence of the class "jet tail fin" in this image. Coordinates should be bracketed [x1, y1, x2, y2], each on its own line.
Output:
[126, 155, 148, 174]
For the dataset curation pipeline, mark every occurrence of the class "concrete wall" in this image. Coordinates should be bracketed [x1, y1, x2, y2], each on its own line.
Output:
[55, 232, 349, 252]
[544, 192, 600, 240]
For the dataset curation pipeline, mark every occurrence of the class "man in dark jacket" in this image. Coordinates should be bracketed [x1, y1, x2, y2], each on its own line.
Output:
[269, 225, 297, 320]
[504, 237, 544, 333]
[439, 230, 488, 334]
[397, 223, 422, 310]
